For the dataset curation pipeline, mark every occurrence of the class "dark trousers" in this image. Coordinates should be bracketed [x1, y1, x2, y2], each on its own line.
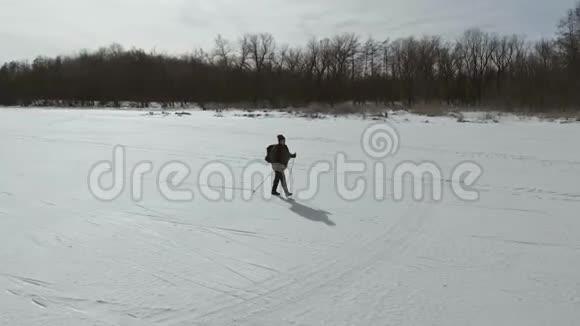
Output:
[272, 170, 289, 194]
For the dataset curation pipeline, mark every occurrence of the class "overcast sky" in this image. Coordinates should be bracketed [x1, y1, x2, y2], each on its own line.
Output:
[0, 0, 577, 63]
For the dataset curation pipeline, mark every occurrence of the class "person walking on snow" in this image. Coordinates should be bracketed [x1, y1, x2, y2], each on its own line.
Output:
[267, 134, 296, 197]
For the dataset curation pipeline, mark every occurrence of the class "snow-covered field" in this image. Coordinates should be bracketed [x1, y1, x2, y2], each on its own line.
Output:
[1, 108, 579, 326]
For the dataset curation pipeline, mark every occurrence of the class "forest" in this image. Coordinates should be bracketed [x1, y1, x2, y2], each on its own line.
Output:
[1, 2, 579, 111]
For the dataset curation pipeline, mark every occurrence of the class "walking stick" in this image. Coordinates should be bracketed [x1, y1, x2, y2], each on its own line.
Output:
[289, 158, 296, 176]
[252, 168, 273, 195]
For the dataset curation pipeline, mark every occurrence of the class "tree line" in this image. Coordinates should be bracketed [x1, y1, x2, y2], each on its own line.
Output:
[1, 2, 579, 111]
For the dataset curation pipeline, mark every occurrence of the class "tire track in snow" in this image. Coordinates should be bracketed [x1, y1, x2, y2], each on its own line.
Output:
[94, 216, 267, 303]
[471, 235, 580, 250]
[166, 203, 432, 325]
[133, 205, 298, 256]
[133, 205, 338, 252]
[0, 273, 53, 289]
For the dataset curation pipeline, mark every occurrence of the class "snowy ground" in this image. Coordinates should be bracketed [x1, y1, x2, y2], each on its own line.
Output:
[1, 108, 579, 326]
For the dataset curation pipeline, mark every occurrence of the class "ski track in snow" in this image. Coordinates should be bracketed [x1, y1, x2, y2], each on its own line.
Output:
[1, 109, 579, 325]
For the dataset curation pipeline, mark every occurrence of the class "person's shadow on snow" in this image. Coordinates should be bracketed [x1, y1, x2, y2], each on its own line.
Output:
[279, 198, 336, 226]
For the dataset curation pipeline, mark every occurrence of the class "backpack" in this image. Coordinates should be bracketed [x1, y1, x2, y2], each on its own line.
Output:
[265, 145, 276, 163]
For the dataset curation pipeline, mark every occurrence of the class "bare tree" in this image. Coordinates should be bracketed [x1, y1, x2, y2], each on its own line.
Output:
[390, 37, 420, 106]
[283, 47, 304, 73]
[248, 33, 276, 73]
[330, 33, 359, 80]
[361, 37, 380, 78]
[235, 35, 252, 71]
[457, 28, 496, 103]
[213, 35, 232, 69]
[491, 35, 521, 95]
[557, 2, 580, 67]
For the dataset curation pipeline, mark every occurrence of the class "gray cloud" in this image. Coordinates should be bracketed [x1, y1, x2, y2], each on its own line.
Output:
[0, 0, 576, 63]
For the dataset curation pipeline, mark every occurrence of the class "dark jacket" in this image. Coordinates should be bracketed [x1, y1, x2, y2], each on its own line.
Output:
[270, 144, 295, 165]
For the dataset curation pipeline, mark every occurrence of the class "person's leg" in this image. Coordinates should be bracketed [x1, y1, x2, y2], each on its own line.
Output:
[280, 171, 291, 196]
[272, 171, 282, 193]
